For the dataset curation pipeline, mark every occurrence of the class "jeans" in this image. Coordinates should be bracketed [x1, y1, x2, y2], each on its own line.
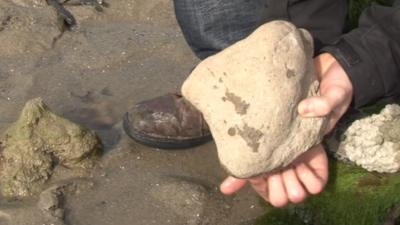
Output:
[173, 0, 348, 59]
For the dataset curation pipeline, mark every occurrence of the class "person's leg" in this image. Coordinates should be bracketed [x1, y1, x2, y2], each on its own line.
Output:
[124, 0, 348, 149]
[174, 0, 348, 58]
[173, 0, 269, 59]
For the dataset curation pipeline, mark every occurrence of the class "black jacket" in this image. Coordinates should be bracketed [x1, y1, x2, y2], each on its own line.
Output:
[321, 0, 400, 108]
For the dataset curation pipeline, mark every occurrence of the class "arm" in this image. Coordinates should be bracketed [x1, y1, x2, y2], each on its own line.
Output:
[322, 1, 400, 108]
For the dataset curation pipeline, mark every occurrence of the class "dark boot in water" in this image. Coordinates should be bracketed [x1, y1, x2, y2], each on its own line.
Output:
[123, 93, 212, 149]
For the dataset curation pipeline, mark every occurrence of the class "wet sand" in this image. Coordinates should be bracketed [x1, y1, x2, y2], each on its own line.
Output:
[0, 0, 266, 224]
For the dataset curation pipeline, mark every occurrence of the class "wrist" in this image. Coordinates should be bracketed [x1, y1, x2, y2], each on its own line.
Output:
[314, 53, 338, 79]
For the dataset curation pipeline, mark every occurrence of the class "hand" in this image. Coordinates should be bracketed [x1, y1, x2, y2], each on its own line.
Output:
[298, 53, 353, 133]
[219, 53, 353, 207]
[220, 145, 328, 207]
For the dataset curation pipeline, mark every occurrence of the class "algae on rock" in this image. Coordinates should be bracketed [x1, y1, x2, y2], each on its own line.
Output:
[0, 98, 102, 197]
[256, 159, 400, 225]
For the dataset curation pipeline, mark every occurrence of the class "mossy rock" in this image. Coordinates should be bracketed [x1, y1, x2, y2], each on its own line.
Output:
[256, 159, 400, 225]
[0, 98, 102, 197]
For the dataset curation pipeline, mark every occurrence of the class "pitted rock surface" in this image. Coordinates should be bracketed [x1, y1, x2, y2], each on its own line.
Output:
[0, 98, 102, 197]
[182, 21, 325, 178]
[326, 104, 400, 173]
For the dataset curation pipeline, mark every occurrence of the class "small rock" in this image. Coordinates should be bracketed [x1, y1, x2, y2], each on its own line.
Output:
[182, 21, 325, 178]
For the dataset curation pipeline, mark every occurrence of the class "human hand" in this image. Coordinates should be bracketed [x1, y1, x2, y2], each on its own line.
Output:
[219, 53, 352, 207]
[298, 53, 353, 133]
[220, 144, 328, 207]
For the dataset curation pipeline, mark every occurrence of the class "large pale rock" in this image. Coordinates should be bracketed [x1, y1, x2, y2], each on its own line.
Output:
[326, 104, 400, 173]
[182, 21, 325, 178]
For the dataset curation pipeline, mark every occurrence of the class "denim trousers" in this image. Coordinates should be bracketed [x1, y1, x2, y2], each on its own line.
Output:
[173, 0, 348, 59]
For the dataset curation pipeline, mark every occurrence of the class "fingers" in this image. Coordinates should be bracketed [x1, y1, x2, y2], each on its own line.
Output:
[267, 146, 328, 207]
[221, 171, 321, 208]
[282, 168, 307, 203]
[248, 176, 269, 202]
[249, 170, 306, 207]
[295, 163, 325, 195]
[220, 146, 329, 208]
[220, 176, 247, 195]
[294, 145, 329, 194]
[264, 169, 307, 207]
[267, 173, 289, 207]
[306, 146, 329, 182]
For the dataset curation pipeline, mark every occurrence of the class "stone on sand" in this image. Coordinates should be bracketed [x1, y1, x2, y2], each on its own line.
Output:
[182, 21, 325, 178]
[38, 185, 65, 220]
[0, 98, 102, 197]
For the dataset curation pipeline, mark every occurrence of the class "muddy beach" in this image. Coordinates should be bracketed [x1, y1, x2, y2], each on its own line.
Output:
[0, 0, 266, 224]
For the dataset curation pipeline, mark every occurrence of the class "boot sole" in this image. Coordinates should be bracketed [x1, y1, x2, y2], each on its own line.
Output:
[122, 113, 213, 150]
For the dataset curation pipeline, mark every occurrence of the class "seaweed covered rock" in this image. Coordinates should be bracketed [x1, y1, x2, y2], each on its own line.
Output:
[326, 104, 400, 173]
[182, 21, 325, 178]
[0, 98, 102, 197]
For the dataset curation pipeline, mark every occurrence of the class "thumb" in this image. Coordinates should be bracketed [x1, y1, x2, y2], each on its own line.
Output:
[298, 96, 332, 117]
[220, 176, 247, 195]
[298, 87, 346, 118]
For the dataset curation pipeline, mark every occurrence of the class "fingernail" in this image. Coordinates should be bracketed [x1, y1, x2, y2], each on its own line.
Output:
[300, 102, 314, 117]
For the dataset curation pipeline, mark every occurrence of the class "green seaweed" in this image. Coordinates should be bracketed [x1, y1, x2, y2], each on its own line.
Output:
[256, 159, 400, 225]
[256, 207, 306, 225]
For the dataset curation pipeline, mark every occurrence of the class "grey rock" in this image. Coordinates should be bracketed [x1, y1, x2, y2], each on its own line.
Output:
[326, 104, 400, 173]
[38, 185, 65, 220]
[182, 21, 325, 178]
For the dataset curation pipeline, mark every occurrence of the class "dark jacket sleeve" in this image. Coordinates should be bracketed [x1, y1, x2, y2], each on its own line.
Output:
[321, 0, 400, 108]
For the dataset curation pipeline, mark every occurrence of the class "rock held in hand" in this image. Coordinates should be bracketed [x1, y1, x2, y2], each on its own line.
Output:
[182, 21, 326, 178]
